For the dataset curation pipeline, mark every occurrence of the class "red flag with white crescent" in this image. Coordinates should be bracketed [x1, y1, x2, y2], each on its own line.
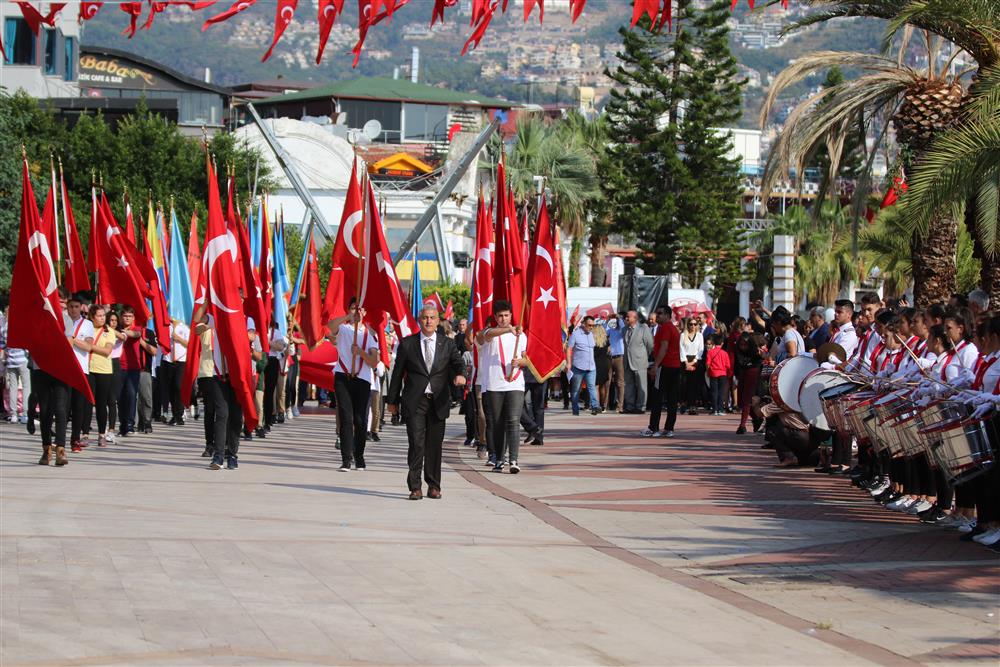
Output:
[298, 232, 325, 349]
[61, 169, 91, 292]
[325, 158, 364, 318]
[202, 0, 257, 30]
[78, 1, 102, 21]
[120, 2, 143, 37]
[523, 203, 564, 381]
[95, 194, 152, 324]
[9, 156, 93, 403]
[470, 193, 494, 331]
[315, 0, 344, 63]
[262, 0, 298, 61]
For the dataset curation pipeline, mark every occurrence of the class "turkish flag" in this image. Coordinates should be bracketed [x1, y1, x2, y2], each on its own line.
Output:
[8, 157, 93, 403]
[568, 0, 585, 22]
[78, 1, 102, 21]
[325, 158, 364, 318]
[523, 203, 564, 381]
[202, 157, 259, 429]
[298, 340, 338, 391]
[470, 193, 494, 331]
[492, 163, 525, 324]
[262, 0, 297, 61]
[352, 0, 411, 66]
[630, 0, 658, 28]
[40, 178, 60, 275]
[880, 176, 908, 209]
[462, 0, 497, 55]
[202, 0, 257, 30]
[315, 0, 344, 63]
[424, 292, 444, 312]
[297, 232, 325, 349]
[552, 226, 567, 332]
[258, 205, 274, 331]
[227, 179, 269, 352]
[443, 299, 454, 321]
[15, 2, 65, 35]
[358, 180, 417, 341]
[123, 199, 137, 246]
[95, 194, 151, 324]
[187, 211, 202, 290]
[60, 170, 90, 292]
[120, 1, 143, 37]
[142, 1, 168, 29]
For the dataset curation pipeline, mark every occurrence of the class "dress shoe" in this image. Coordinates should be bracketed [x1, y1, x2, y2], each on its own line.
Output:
[427, 487, 441, 499]
[369, 431, 381, 442]
[408, 489, 423, 500]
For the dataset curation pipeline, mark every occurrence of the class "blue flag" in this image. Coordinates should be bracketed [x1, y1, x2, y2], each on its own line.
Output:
[167, 208, 194, 322]
[410, 251, 422, 319]
[271, 220, 289, 337]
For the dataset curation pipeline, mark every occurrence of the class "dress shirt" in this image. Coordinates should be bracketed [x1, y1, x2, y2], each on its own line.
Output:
[605, 322, 625, 356]
[567, 327, 596, 370]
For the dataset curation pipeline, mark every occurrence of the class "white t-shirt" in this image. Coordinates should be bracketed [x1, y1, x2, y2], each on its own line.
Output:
[481, 331, 527, 392]
[67, 317, 95, 374]
[335, 322, 378, 385]
[781, 328, 806, 359]
[268, 328, 289, 360]
[172, 322, 190, 363]
[206, 314, 226, 375]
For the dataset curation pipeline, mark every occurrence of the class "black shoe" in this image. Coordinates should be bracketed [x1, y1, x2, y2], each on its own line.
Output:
[276, 413, 285, 424]
[736, 426, 747, 435]
[255, 427, 266, 439]
[143, 425, 152, 434]
[523, 430, 538, 444]
[201, 448, 212, 458]
[877, 491, 900, 505]
[26, 418, 35, 435]
[532, 438, 544, 446]
[591, 408, 601, 415]
[226, 456, 238, 470]
[369, 431, 380, 442]
[814, 465, 832, 473]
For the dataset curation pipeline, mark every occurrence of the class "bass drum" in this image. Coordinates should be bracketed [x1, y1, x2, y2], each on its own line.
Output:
[798, 369, 855, 430]
[769, 356, 819, 413]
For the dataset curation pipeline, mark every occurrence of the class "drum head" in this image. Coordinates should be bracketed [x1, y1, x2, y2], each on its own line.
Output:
[799, 369, 854, 429]
[770, 356, 819, 412]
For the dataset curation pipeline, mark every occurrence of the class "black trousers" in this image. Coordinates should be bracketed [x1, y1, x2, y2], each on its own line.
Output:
[286, 362, 299, 407]
[463, 388, 478, 441]
[119, 369, 139, 433]
[483, 390, 524, 463]
[169, 361, 186, 421]
[334, 373, 371, 467]
[198, 376, 216, 450]
[831, 432, 853, 467]
[263, 357, 280, 426]
[203, 377, 242, 459]
[519, 380, 548, 436]
[109, 359, 122, 431]
[89, 372, 114, 435]
[70, 385, 92, 445]
[405, 394, 446, 491]
[34, 369, 68, 448]
[648, 367, 679, 432]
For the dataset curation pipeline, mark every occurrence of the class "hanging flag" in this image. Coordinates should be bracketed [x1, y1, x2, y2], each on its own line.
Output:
[523, 0, 543, 22]
[523, 202, 563, 381]
[227, 177, 269, 352]
[353, 0, 412, 66]
[202, 0, 257, 31]
[60, 165, 90, 292]
[316, 0, 344, 63]
[470, 193, 494, 331]
[262, 0, 298, 61]
[187, 210, 201, 290]
[325, 157, 365, 315]
[8, 155, 93, 403]
[168, 206, 195, 322]
[15, 2, 66, 35]
[120, 1, 144, 37]
[568, 0, 586, 22]
[358, 179, 417, 341]
[462, 0, 498, 55]
[95, 193, 151, 324]
[199, 155, 259, 429]
[142, 1, 169, 30]
[298, 231, 324, 349]
[443, 299, 454, 321]
[631, 0, 658, 28]
[409, 249, 422, 319]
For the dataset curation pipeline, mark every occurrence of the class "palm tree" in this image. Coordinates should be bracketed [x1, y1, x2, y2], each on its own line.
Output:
[504, 114, 600, 286]
[760, 40, 967, 307]
[750, 203, 863, 305]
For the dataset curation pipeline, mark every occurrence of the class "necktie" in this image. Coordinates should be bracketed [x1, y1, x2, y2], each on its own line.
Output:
[423, 337, 434, 371]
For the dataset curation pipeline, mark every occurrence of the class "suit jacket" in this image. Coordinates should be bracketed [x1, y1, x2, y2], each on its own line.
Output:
[387, 332, 464, 421]
[624, 323, 654, 371]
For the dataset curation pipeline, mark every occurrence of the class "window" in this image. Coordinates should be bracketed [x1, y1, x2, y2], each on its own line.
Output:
[4, 18, 36, 65]
[44, 29, 57, 75]
[64, 36, 75, 81]
[403, 103, 448, 141]
[339, 99, 401, 142]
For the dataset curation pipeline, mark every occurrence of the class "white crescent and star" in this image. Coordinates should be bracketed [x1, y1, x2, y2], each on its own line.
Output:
[204, 230, 240, 314]
[535, 245, 554, 274]
[280, 4, 294, 22]
[341, 209, 363, 258]
[27, 231, 57, 298]
[536, 285, 556, 309]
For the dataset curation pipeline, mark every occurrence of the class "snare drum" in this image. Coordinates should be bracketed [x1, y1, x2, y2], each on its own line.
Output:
[920, 412, 997, 485]
[819, 383, 860, 434]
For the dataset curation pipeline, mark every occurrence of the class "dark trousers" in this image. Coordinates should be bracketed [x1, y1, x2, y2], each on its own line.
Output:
[70, 385, 91, 445]
[831, 431, 852, 467]
[463, 388, 478, 442]
[34, 369, 68, 448]
[169, 362, 186, 421]
[334, 373, 371, 466]
[708, 376, 728, 414]
[483, 390, 524, 463]
[263, 357, 280, 426]
[204, 377, 241, 459]
[736, 366, 760, 427]
[109, 359, 122, 431]
[648, 367, 679, 432]
[119, 369, 140, 433]
[198, 377, 216, 450]
[89, 373, 114, 435]
[405, 395, 446, 491]
[519, 380, 548, 436]
[157, 361, 173, 420]
[286, 362, 299, 407]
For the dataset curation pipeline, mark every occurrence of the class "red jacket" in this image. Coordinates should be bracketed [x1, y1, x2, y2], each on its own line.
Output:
[705, 346, 732, 378]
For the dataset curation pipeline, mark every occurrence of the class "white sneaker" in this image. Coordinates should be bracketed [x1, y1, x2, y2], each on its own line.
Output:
[509, 460, 520, 474]
[663, 431, 675, 438]
[955, 518, 978, 533]
[886, 496, 912, 511]
[641, 428, 656, 437]
[104, 432, 116, 445]
[973, 527, 1000, 545]
[285, 408, 293, 421]
[869, 480, 891, 496]
[907, 499, 934, 514]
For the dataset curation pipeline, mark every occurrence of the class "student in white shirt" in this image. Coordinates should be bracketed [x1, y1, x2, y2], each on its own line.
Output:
[263, 322, 289, 429]
[66, 296, 94, 452]
[475, 299, 529, 474]
[328, 300, 380, 471]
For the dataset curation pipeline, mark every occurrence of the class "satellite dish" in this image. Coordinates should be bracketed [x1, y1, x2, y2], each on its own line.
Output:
[362, 119, 383, 141]
[347, 128, 369, 146]
[333, 111, 347, 125]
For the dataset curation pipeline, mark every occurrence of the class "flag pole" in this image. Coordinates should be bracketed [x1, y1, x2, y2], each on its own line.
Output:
[50, 155, 63, 284]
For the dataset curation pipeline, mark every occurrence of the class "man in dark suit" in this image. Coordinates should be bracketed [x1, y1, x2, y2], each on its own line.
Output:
[387, 306, 466, 500]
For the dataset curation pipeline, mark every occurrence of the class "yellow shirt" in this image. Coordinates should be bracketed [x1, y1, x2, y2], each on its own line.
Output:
[89, 328, 116, 375]
[198, 329, 215, 379]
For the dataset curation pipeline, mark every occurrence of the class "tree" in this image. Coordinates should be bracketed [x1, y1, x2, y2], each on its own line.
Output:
[674, 0, 746, 299]
[601, 8, 691, 277]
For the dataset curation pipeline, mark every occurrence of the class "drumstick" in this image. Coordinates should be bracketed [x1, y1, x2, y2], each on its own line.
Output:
[893, 332, 957, 395]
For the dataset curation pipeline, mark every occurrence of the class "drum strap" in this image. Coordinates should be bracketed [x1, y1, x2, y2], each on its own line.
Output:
[868, 342, 885, 373]
[940, 341, 967, 381]
[973, 354, 998, 390]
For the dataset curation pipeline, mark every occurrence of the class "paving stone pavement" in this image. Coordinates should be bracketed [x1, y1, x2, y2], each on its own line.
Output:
[1, 406, 997, 666]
